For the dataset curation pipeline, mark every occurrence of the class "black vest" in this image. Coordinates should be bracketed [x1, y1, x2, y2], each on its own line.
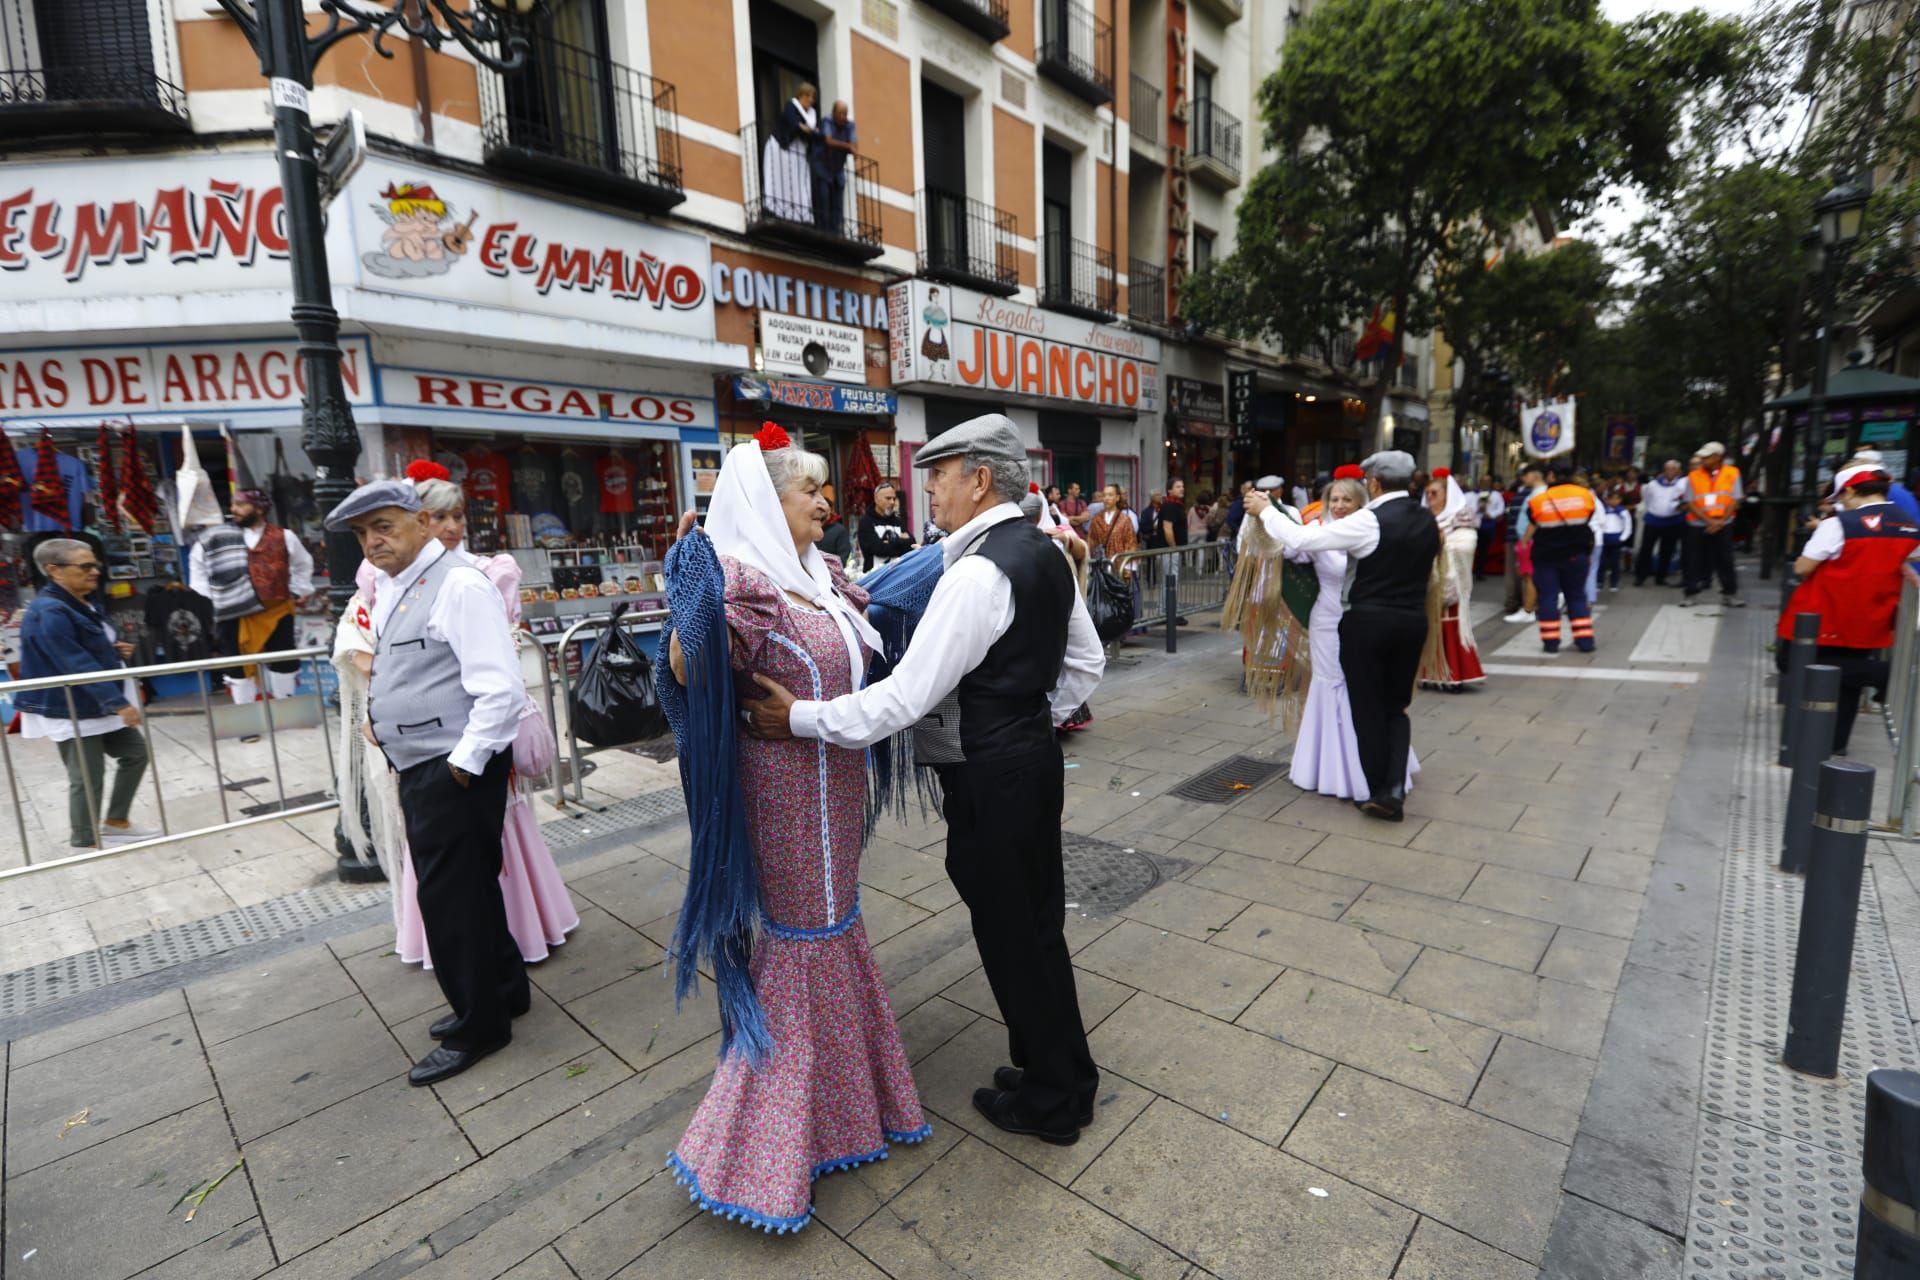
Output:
[916, 516, 1072, 765]
[1346, 494, 1438, 613]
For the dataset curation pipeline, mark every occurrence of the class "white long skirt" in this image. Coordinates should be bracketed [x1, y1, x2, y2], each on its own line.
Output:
[761, 137, 812, 222]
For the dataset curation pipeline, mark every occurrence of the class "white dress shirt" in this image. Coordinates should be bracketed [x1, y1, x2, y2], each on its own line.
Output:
[790, 502, 1106, 750]
[1256, 488, 1410, 557]
[1642, 475, 1690, 521]
[1479, 490, 1506, 522]
[188, 524, 314, 599]
[370, 541, 523, 775]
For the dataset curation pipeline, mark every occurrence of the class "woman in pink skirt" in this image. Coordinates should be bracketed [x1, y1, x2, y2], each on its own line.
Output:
[662, 428, 927, 1233]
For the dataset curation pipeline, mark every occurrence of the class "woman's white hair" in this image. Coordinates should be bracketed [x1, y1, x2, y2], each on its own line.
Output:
[1324, 477, 1368, 512]
[762, 446, 829, 496]
[414, 477, 465, 514]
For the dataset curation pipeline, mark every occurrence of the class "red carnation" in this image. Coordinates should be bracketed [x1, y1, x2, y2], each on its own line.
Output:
[1334, 464, 1365, 481]
[754, 421, 791, 451]
[1029, 482, 1040, 493]
[1433, 467, 1450, 480]
[405, 459, 451, 483]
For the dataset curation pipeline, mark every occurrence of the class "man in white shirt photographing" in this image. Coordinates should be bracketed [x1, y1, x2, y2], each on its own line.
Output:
[327, 479, 530, 1087]
[747, 413, 1106, 1147]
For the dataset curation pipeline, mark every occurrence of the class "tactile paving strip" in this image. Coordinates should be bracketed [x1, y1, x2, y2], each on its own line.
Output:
[540, 787, 687, 848]
[1682, 621, 1919, 1277]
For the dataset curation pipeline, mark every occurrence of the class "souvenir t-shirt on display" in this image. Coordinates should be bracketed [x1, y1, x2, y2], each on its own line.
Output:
[510, 449, 561, 516]
[559, 451, 598, 531]
[15, 448, 92, 533]
[597, 454, 636, 514]
[463, 448, 512, 513]
[143, 586, 215, 662]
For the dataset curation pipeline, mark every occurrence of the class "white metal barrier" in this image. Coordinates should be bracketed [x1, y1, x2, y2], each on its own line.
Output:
[1883, 567, 1920, 834]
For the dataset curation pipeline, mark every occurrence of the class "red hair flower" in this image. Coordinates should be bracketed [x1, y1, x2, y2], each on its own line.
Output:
[405, 459, 451, 483]
[754, 421, 791, 451]
[1029, 482, 1041, 493]
[1333, 464, 1365, 481]
[1433, 467, 1451, 480]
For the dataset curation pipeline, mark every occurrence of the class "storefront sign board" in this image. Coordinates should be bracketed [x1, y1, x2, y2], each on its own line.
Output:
[732, 376, 896, 416]
[0, 337, 374, 418]
[759, 312, 864, 383]
[381, 366, 715, 430]
[1168, 375, 1226, 423]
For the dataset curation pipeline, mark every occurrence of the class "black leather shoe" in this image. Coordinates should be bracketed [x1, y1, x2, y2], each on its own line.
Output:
[971, 1087, 1079, 1145]
[429, 998, 532, 1040]
[992, 1067, 1095, 1127]
[408, 1040, 507, 1086]
[1360, 796, 1405, 822]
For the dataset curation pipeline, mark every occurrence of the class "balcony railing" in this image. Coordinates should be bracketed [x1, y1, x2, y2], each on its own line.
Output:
[1327, 331, 1358, 368]
[1189, 98, 1242, 188]
[1398, 355, 1422, 390]
[1128, 258, 1165, 327]
[918, 0, 1011, 42]
[917, 187, 1020, 296]
[1038, 0, 1115, 106]
[1192, 0, 1246, 22]
[0, 0, 189, 142]
[1040, 232, 1116, 321]
[479, 36, 684, 212]
[741, 123, 885, 262]
[1130, 74, 1161, 147]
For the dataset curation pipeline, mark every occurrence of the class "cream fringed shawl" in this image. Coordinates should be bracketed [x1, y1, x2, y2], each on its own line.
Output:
[1221, 514, 1312, 726]
[330, 593, 406, 888]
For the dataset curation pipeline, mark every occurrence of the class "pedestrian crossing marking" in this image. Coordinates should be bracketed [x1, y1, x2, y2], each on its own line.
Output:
[1628, 604, 1721, 665]
[1479, 662, 1699, 684]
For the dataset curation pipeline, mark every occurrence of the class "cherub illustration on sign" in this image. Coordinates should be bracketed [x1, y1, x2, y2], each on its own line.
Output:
[361, 182, 478, 279]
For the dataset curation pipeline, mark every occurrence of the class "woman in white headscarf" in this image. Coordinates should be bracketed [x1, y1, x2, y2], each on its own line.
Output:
[662, 423, 928, 1234]
[761, 83, 818, 223]
[1420, 469, 1485, 691]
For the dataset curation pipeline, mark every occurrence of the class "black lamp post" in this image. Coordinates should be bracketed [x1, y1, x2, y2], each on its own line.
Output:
[210, 0, 543, 880]
[1799, 176, 1872, 507]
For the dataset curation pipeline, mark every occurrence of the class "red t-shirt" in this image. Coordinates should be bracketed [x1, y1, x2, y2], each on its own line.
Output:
[464, 449, 512, 514]
[597, 455, 635, 514]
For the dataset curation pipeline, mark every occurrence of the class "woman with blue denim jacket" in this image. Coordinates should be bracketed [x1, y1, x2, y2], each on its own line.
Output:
[16, 539, 153, 848]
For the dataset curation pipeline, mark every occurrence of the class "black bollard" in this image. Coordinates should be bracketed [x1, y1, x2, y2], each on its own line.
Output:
[1782, 758, 1874, 1077]
[1780, 611, 1819, 765]
[1164, 561, 1179, 655]
[1856, 1069, 1920, 1278]
[1781, 665, 1842, 874]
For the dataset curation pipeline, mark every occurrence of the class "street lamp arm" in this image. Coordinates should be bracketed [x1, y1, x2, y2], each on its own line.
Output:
[208, 0, 536, 83]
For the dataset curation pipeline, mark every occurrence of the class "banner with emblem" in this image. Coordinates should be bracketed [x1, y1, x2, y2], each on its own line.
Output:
[1521, 397, 1577, 460]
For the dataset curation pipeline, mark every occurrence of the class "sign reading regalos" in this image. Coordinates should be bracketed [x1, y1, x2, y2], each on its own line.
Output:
[888, 280, 1160, 414]
[1521, 397, 1577, 460]
[382, 367, 714, 430]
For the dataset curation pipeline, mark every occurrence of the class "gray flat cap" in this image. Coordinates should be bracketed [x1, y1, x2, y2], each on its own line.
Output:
[1018, 492, 1044, 520]
[913, 412, 1025, 471]
[1361, 450, 1416, 484]
[1255, 474, 1284, 491]
[324, 479, 422, 532]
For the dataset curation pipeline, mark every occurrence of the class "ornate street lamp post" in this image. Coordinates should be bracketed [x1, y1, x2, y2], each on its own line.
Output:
[1799, 176, 1872, 507]
[210, 0, 543, 879]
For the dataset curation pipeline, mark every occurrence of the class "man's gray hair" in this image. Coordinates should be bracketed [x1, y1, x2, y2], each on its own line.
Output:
[966, 452, 1029, 505]
[33, 538, 90, 573]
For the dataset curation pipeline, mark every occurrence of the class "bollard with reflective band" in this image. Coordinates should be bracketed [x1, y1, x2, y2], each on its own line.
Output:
[1782, 758, 1874, 1078]
[1781, 611, 1820, 765]
[1856, 1069, 1920, 1277]
[1782, 664, 1842, 874]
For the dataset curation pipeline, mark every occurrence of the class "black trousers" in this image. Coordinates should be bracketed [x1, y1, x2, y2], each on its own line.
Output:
[1635, 521, 1682, 584]
[217, 610, 300, 673]
[396, 749, 528, 1051]
[938, 741, 1097, 1129]
[1682, 526, 1739, 597]
[1340, 606, 1428, 803]
[1773, 643, 1888, 754]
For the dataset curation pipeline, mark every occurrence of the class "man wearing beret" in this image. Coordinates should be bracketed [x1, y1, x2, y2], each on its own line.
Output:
[326, 480, 530, 1085]
[1245, 450, 1439, 822]
[747, 413, 1107, 1146]
[187, 488, 314, 705]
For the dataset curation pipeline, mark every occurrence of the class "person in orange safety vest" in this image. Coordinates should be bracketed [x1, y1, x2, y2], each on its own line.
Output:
[1524, 465, 1597, 654]
[1682, 442, 1745, 607]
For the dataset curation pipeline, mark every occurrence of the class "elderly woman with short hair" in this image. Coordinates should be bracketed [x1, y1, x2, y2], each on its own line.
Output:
[16, 538, 154, 847]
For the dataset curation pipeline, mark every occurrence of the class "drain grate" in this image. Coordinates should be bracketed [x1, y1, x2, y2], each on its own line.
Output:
[1170, 754, 1285, 804]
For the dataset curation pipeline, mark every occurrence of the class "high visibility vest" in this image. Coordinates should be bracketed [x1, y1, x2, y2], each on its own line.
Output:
[1687, 465, 1741, 525]
[1527, 484, 1596, 560]
[1778, 504, 1920, 649]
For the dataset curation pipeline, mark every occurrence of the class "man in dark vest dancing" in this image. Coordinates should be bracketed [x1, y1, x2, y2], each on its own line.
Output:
[1245, 449, 1438, 822]
[748, 414, 1107, 1145]
[188, 489, 313, 704]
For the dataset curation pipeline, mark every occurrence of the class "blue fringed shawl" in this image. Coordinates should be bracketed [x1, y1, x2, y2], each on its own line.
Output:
[858, 543, 946, 833]
[658, 532, 773, 1065]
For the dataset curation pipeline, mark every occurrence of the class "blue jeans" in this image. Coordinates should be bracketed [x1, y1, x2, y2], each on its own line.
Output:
[1532, 554, 1594, 651]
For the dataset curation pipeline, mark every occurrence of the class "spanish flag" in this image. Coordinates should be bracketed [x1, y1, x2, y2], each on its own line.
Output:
[1355, 304, 1396, 363]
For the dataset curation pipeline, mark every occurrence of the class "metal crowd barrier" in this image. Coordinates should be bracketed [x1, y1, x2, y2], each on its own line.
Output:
[1883, 567, 1920, 834]
[0, 647, 336, 881]
[1112, 542, 1235, 653]
[551, 607, 671, 811]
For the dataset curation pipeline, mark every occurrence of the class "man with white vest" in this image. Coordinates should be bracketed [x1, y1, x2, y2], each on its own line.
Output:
[326, 479, 530, 1086]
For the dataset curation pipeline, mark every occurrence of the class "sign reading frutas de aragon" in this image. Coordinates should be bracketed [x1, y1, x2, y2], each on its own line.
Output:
[1521, 397, 1577, 460]
[0, 152, 715, 343]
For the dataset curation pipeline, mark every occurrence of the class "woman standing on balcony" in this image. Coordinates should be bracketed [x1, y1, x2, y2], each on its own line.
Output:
[762, 83, 818, 224]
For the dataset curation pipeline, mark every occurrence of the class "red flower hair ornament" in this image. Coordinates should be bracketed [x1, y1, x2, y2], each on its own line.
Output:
[754, 421, 791, 451]
[405, 459, 451, 484]
[1029, 482, 1041, 493]
[1333, 464, 1366, 481]
[1433, 467, 1451, 480]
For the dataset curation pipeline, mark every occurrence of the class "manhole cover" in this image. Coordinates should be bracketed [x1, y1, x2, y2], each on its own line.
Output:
[1170, 754, 1284, 804]
[1062, 834, 1184, 914]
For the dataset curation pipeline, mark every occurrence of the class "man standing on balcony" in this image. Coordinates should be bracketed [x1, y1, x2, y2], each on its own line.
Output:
[813, 100, 858, 236]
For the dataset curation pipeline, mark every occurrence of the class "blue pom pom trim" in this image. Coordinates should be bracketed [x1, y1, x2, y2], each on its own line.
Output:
[666, 1122, 934, 1235]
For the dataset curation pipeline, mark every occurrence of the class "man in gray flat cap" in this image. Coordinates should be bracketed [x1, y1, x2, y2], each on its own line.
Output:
[1245, 450, 1439, 822]
[747, 413, 1107, 1145]
[326, 479, 530, 1086]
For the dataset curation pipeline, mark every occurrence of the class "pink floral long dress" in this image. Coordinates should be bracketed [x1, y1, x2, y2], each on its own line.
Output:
[667, 556, 929, 1233]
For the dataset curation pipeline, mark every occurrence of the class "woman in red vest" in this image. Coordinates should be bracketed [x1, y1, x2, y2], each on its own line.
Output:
[1778, 464, 1920, 751]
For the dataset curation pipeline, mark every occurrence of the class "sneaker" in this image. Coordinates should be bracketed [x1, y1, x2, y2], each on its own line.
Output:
[1722, 595, 1747, 608]
[1503, 610, 1536, 624]
[1539, 646, 1561, 656]
[1678, 597, 1695, 608]
[100, 824, 160, 843]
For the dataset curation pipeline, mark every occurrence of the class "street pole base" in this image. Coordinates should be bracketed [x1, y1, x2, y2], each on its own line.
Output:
[337, 855, 388, 884]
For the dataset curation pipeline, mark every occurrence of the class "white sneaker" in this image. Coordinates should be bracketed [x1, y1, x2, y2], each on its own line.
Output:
[1503, 610, 1536, 624]
[100, 824, 160, 844]
[1678, 597, 1695, 608]
[1722, 595, 1747, 608]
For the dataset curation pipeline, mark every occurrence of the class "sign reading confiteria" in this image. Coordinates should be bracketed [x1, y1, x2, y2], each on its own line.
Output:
[887, 280, 1160, 414]
[0, 338, 374, 417]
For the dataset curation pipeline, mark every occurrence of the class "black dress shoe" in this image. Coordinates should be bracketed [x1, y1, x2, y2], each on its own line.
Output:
[430, 999, 532, 1040]
[971, 1087, 1079, 1146]
[408, 1040, 507, 1086]
[992, 1067, 1095, 1127]
[1360, 796, 1405, 822]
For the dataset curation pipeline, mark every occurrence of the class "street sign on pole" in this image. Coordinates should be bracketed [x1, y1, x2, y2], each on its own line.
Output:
[316, 109, 366, 210]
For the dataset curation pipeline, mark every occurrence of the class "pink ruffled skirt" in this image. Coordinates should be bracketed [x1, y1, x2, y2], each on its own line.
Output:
[396, 796, 580, 968]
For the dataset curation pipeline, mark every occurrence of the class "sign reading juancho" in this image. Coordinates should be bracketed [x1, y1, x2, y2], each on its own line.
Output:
[888, 280, 1160, 414]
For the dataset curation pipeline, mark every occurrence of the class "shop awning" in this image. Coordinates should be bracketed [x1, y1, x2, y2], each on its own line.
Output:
[1764, 361, 1920, 410]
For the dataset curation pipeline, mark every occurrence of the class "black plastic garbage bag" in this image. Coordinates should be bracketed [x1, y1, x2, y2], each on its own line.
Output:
[1086, 554, 1136, 644]
[569, 603, 668, 747]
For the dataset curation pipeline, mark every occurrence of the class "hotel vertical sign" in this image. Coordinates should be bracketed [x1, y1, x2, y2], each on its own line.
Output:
[1167, 0, 1190, 322]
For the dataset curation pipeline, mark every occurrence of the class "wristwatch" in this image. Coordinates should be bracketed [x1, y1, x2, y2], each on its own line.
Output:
[449, 763, 472, 786]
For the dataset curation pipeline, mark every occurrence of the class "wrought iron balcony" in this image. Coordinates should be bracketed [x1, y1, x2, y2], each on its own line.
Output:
[741, 123, 885, 263]
[917, 187, 1020, 297]
[0, 0, 189, 142]
[1189, 98, 1242, 188]
[1130, 73, 1161, 148]
[479, 36, 684, 212]
[918, 0, 1011, 42]
[1397, 355, 1422, 390]
[1038, 0, 1114, 106]
[1128, 258, 1165, 328]
[1192, 0, 1246, 23]
[1040, 233, 1116, 321]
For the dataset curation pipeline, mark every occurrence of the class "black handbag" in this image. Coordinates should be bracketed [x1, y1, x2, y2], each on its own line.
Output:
[1086, 551, 1136, 644]
[568, 602, 668, 747]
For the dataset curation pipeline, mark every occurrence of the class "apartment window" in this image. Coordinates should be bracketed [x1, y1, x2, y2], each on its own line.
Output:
[1194, 226, 1216, 275]
[500, 0, 614, 167]
[1194, 63, 1215, 113]
[1043, 140, 1074, 299]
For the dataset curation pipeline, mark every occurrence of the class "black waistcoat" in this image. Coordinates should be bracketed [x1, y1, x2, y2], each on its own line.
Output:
[1346, 495, 1438, 614]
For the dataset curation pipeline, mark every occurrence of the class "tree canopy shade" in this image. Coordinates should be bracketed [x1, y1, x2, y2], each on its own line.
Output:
[1180, 0, 1748, 425]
